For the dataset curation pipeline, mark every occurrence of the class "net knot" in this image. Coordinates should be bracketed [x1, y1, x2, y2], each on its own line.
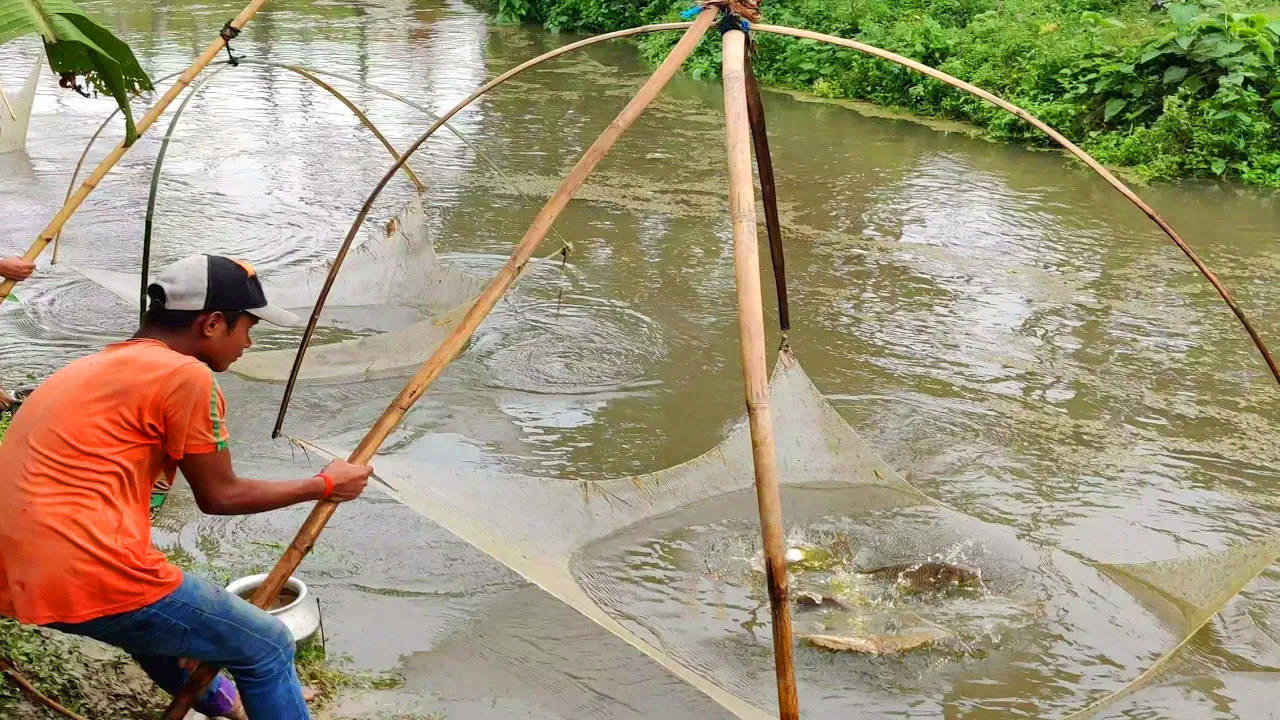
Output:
[220, 20, 243, 66]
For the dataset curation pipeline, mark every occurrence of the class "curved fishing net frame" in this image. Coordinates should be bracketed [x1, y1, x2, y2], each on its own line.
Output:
[66, 57, 577, 382]
[159, 7, 1278, 719]
[269, 20, 1280, 437]
[57, 56, 574, 301]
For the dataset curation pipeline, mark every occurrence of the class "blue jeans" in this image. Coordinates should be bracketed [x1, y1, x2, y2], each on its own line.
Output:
[49, 572, 309, 719]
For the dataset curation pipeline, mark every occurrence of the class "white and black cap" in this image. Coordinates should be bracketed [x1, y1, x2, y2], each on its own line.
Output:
[148, 255, 300, 327]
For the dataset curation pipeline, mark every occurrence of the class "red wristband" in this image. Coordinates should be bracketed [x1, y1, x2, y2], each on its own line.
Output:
[317, 472, 334, 500]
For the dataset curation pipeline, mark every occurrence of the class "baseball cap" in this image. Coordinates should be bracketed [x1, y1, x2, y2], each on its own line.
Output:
[148, 255, 300, 327]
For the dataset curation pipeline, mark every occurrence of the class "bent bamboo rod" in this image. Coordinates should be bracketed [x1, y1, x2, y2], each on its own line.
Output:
[743, 48, 789, 333]
[60, 57, 571, 322]
[280, 66, 427, 192]
[723, 28, 799, 720]
[233, 59, 564, 237]
[0, 0, 272, 306]
[160, 10, 719, 718]
[137, 62, 426, 320]
[270, 19, 702, 437]
[0, 83, 16, 121]
[754, 23, 1280, 386]
[139, 65, 230, 321]
[52, 66, 204, 264]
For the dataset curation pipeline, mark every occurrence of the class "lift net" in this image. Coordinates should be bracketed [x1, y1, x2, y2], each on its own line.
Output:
[72, 197, 486, 383]
[348, 349, 1278, 719]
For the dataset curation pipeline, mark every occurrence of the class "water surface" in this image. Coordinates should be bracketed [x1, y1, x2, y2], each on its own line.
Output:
[1, 1, 1277, 716]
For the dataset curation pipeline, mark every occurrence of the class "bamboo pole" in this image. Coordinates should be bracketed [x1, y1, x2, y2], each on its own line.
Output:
[723, 28, 799, 720]
[753, 24, 1280, 387]
[159, 10, 718, 718]
[270, 20, 699, 437]
[742, 47, 789, 332]
[0, 0, 273, 306]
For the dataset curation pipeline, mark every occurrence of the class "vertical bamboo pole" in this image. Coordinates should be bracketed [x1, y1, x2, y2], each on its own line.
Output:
[723, 27, 799, 720]
[742, 48, 789, 332]
[0, 0, 272, 306]
[159, 9, 718, 718]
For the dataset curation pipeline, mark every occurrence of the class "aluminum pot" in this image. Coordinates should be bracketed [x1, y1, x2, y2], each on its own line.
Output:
[224, 574, 321, 645]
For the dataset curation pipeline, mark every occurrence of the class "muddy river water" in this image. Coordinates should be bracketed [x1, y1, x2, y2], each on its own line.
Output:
[1, 0, 1278, 717]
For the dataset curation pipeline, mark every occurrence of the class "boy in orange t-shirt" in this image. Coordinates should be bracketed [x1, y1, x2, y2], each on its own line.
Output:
[0, 255, 372, 720]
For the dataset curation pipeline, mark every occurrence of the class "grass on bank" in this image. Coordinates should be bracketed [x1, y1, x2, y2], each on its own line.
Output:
[492, 0, 1280, 187]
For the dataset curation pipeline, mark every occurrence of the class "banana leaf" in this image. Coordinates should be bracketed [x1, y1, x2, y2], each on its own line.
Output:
[0, 0, 152, 144]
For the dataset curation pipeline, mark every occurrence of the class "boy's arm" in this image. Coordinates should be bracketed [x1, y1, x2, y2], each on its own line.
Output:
[179, 450, 371, 515]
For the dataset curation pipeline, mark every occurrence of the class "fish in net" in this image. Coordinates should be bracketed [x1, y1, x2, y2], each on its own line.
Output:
[302, 348, 1278, 718]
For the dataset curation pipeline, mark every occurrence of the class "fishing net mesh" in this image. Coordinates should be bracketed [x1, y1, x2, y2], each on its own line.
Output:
[76, 200, 1277, 717]
[346, 349, 1277, 718]
[72, 197, 486, 383]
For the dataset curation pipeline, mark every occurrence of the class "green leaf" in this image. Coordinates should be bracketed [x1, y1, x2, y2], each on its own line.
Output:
[1140, 46, 1170, 64]
[0, 0, 152, 145]
[1169, 4, 1201, 27]
[1271, 99, 1280, 117]
[1220, 72, 1245, 87]
[1163, 66, 1189, 84]
[1104, 97, 1128, 122]
[1211, 158, 1228, 175]
[1257, 36, 1275, 65]
[1101, 17, 1127, 30]
[1175, 34, 1196, 50]
[1268, 21, 1280, 39]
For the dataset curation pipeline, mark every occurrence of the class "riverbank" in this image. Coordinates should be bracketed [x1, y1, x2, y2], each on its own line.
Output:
[489, 0, 1280, 188]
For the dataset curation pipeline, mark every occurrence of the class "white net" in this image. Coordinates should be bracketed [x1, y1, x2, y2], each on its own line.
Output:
[72, 197, 486, 383]
[311, 349, 1278, 718]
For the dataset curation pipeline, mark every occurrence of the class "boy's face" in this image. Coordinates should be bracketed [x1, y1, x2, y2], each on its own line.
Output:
[196, 312, 259, 372]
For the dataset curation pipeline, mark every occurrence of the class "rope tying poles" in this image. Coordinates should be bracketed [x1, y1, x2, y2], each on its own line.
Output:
[219, 21, 243, 66]
[682, 0, 762, 23]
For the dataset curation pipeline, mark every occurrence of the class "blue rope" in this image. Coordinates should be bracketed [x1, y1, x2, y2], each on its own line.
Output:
[680, 4, 705, 19]
[682, 3, 751, 34]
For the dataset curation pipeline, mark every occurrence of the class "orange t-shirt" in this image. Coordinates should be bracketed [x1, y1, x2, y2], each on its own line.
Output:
[0, 339, 230, 625]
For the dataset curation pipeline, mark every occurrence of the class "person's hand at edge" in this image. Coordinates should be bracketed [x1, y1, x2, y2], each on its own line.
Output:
[0, 257, 35, 282]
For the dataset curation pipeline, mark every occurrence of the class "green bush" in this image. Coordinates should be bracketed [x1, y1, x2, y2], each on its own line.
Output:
[491, 0, 1280, 187]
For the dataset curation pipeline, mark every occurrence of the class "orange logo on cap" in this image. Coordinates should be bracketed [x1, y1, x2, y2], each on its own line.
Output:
[232, 259, 257, 277]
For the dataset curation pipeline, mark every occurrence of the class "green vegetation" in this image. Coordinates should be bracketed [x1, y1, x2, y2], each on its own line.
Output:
[0, 0, 153, 144]
[493, 0, 1280, 187]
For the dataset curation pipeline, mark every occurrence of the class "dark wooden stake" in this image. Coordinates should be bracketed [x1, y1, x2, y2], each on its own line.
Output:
[743, 45, 789, 332]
